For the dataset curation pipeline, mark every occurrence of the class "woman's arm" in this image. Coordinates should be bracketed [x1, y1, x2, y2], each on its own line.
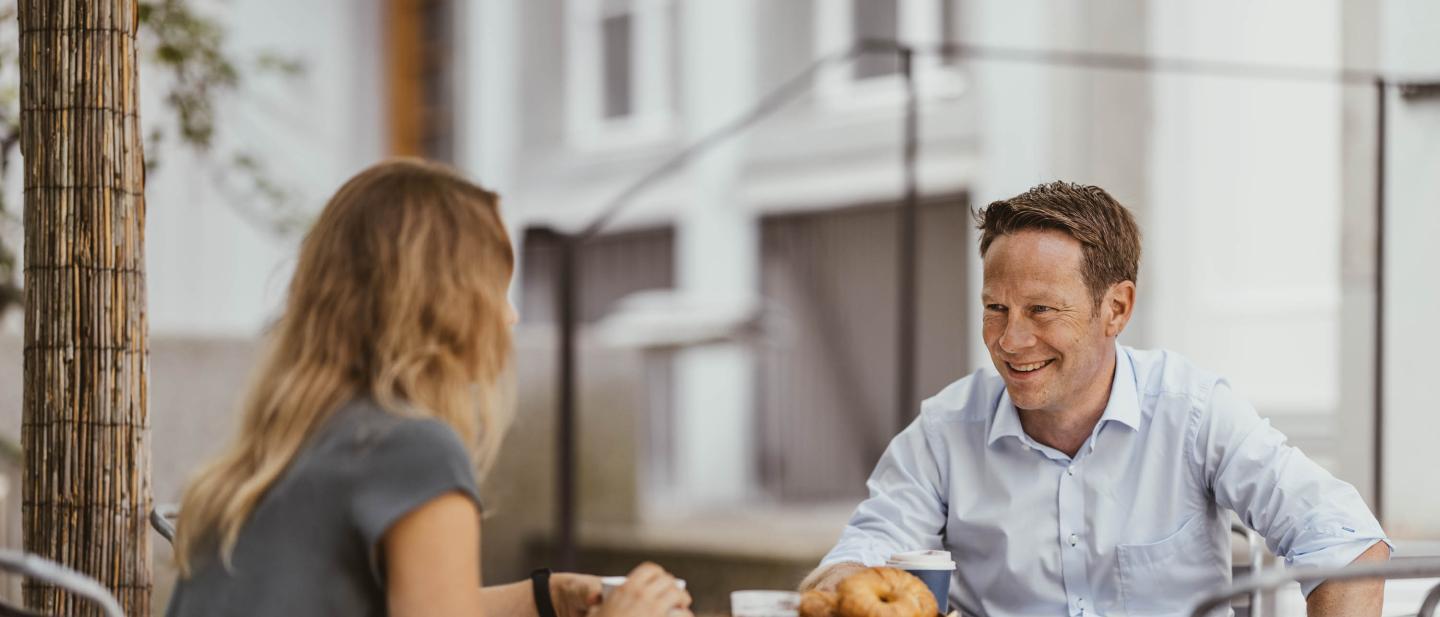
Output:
[385, 492, 687, 617]
[474, 575, 601, 617]
[384, 491, 485, 617]
[476, 581, 535, 615]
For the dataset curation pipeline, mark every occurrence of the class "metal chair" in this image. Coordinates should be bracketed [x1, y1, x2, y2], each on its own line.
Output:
[151, 503, 179, 546]
[1231, 521, 1267, 617]
[0, 550, 125, 617]
[1190, 556, 1440, 617]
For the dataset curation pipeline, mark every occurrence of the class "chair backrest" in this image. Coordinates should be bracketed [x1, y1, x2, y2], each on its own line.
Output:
[1421, 580, 1440, 617]
[1191, 556, 1440, 617]
[0, 550, 124, 617]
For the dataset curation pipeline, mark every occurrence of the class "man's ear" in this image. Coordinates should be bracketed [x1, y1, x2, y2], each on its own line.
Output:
[1103, 281, 1136, 337]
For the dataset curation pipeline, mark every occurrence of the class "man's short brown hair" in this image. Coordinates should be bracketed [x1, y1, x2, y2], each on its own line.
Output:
[975, 181, 1141, 307]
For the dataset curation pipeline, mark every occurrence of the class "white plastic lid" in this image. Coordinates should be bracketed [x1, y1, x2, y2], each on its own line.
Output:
[886, 549, 957, 570]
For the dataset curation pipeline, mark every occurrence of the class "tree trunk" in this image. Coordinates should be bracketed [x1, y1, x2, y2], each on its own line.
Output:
[18, 1, 152, 615]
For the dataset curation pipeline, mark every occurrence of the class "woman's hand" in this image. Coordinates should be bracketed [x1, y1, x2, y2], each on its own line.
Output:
[591, 563, 693, 617]
[549, 572, 602, 617]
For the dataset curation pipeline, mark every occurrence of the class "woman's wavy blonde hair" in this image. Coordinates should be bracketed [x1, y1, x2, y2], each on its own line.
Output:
[173, 158, 515, 574]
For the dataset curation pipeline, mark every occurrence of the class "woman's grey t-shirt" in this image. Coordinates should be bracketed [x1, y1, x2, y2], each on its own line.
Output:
[165, 398, 481, 617]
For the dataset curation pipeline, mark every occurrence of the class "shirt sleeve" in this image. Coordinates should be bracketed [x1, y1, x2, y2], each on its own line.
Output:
[822, 413, 949, 567]
[1193, 379, 1390, 597]
[349, 417, 483, 580]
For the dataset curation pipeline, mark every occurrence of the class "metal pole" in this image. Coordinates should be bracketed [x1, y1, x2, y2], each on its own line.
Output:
[896, 46, 920, 431]
[555, 231, 579, 570]
[1372, 78, 1386, 523]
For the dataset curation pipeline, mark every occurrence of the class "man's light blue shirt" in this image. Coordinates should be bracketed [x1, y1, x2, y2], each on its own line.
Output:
[822, 345, 1387, 617]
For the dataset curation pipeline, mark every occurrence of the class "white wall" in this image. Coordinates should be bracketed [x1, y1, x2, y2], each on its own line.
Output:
[1379, 0, 1440, 541]
[1146, 2, 1346, 468]
[669, 0, 759, 508]
[142, 0, 384, 337]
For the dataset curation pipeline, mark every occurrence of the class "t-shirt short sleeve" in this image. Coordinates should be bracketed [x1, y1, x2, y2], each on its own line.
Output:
[347, 417, 482, 572]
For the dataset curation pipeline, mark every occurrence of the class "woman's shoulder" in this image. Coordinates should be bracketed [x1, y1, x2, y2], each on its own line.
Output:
[322, 398, 482, 547]
[300, 398, 479, 506]
[322, 398, 470, 459]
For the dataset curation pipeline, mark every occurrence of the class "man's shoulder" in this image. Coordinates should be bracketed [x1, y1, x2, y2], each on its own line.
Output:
[918, 366, 1007, 424]
[1124, 346, 1225, 407]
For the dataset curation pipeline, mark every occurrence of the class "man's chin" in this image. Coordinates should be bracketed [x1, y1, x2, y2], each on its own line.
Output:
[1004, 385, 1049, 410]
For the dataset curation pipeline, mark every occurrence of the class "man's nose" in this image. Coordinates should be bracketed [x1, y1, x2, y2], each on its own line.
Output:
[997, 315, 1036, 354]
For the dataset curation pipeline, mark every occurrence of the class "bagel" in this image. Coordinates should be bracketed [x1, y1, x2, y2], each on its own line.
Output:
[799, 590, 839, 617]
[835, 567, 938, 617]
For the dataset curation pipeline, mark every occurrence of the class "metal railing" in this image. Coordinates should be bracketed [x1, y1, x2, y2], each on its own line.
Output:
[1190, 557, 1440, 617]
[0, 550, 124, 617]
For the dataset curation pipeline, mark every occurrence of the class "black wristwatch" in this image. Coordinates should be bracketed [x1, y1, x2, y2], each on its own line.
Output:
[531, 568, 557, 617]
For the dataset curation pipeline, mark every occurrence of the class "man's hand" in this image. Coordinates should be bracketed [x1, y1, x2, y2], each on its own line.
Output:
[549, 572, 602, 617]
[1306, 541, 1390, 617]
[799, 562, 869, 593]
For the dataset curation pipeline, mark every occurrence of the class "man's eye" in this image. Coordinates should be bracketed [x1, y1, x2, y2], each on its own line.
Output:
[1032, 306, 1053, 314]
[985, 304, 1006, 312]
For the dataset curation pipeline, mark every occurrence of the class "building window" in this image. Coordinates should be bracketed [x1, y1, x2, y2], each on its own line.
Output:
[518, 226, 676, 324]
[815, 0, 963, 107]
[566, 0, 674, 148]
[757, 196, 971, 501]
[852, 0, 901, 80]
[385, 0, 456, 162]
[601, 13, 634, 118]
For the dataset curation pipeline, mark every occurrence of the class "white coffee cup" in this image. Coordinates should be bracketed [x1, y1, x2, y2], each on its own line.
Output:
[600, 575, 688, 602]
[730, 590, 800, 617]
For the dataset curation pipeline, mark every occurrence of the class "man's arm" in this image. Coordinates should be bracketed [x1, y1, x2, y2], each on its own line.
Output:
[1197, 381, 1391, 603]
[800, 415, 949, 591]
[1306, 541, 1390, 617]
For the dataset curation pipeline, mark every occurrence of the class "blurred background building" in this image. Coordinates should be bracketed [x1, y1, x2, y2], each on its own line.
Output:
[0, 0, 1438, 614]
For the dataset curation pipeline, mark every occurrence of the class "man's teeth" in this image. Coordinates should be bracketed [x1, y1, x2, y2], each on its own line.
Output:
[1011, 360, 1051, 372]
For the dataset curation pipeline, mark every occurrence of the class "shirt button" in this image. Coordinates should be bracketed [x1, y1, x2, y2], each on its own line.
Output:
[1068, 533, 1079, 547]
[1067, 466, 1075, 476]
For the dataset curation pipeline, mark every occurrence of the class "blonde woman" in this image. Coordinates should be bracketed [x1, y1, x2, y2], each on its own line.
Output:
[166, 159, 691, 617]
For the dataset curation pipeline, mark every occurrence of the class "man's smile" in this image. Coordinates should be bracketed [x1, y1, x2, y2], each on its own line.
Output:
[1005, 359, 1055, 375]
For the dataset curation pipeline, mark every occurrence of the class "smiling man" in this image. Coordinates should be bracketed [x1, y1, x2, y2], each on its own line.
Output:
[801, 182, 1390, 617]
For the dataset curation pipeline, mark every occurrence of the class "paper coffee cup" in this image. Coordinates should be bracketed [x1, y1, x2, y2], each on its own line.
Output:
[600, 575, 688, 602]
[887, 550, 956, 615]
[730, 590, 800, 617]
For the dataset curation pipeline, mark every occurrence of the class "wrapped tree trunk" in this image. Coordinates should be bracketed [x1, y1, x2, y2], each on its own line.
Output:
[18, 1, 152, 615]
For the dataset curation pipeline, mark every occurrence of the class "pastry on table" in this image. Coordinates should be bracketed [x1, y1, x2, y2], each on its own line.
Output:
[799, 590, 839, 617]
[802, 567, 939, 617]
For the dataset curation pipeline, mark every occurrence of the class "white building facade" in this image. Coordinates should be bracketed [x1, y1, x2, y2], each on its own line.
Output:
[464, 0, 1439, 548]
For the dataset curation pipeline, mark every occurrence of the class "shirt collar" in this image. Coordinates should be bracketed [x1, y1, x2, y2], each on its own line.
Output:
[987, 343, 1141, 449]
[1099, 343, 1141, 433]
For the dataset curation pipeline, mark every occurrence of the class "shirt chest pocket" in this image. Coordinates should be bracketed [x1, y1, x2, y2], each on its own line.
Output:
[1115, 515, 1231, 616]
